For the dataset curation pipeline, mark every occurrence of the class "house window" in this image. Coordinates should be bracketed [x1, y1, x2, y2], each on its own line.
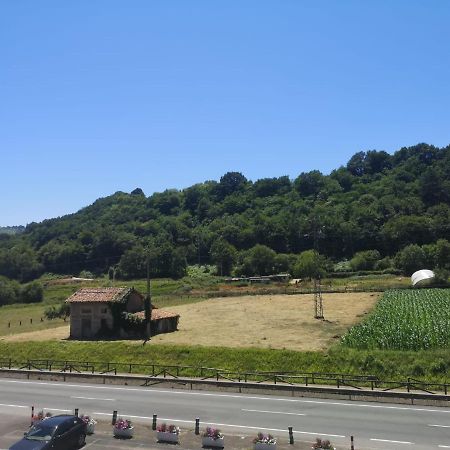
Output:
[81, 308, 91, 314]
[101, 307, 108, 314]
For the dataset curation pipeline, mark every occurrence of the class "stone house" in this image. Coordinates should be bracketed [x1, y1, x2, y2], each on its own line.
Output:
[66, 287, 179, 339]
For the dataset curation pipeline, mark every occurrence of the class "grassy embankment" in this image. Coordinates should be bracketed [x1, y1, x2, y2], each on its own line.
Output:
[0, 340, 448, 384]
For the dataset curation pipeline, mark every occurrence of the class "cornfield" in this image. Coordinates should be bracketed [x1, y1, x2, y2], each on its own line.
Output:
[341, 289, 450, 350]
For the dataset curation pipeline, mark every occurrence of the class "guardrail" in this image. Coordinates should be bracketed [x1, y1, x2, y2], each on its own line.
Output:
[0, 358, 448, 395]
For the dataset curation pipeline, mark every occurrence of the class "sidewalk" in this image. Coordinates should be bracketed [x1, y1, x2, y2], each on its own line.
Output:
[0, 417, 340, 450]
[88, 421, 334, 450]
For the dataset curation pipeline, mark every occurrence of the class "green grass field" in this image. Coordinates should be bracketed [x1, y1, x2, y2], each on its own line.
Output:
[0, 304, 67, 337]
[342, 289, 450, 350]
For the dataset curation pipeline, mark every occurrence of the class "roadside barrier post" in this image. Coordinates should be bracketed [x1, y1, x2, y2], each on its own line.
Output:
[112, 410, 118, 425]
[152, 414, 157, 430]
[31, 406, 34, 426]
[74, 408, 79, 417]
[351, 435, 354, 450]
[195, 418, 200, 435]
[288, 426, 294, 444]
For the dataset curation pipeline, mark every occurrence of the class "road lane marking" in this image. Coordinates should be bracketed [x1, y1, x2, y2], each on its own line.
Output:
[429, 424, 450, 428]
[45, 408, 72, 412]
[1, 378, 449, 414]
[370, 438, 414, 444]
[71, 396, 115, 401]
[438, 446, 450, 448]
[92, 412, 345, 438]
[242, 408, 306, 416]
[0, 403, 28, 409]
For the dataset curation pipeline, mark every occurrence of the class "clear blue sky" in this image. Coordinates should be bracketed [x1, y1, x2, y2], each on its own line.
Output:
[1, 0, 449, 226]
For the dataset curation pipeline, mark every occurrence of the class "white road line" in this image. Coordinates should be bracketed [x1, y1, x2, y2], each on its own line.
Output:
[45, 408, 72, 412]
[71, 396, 115, 401]
[0, 403, 28, 409]
[429, 424, 450, 428]
[242, 408, 306, 416]
[370, 438, 414, 444]
[92, 412, 345, 438]
[438, 445, 450, 448]
[1, 378, 448, 414]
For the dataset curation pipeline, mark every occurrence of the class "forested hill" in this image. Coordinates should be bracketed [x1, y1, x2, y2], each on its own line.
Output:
[1, 143, 450, 283]
[0, 226, 24, 236]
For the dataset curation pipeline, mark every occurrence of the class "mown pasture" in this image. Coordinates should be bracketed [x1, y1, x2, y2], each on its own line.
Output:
[342, 289, 450, 350]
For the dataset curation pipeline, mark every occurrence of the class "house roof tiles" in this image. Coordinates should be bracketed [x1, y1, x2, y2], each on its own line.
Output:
[65, 287, 134, 303]
[133, 310, 180, 320]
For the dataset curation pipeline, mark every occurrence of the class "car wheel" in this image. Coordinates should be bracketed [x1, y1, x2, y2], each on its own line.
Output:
[77, 433, 86, 448]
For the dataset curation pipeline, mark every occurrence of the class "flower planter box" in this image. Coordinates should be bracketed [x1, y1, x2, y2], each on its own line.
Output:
[202, 436, 224, 448]
[157, 431, 179, 443]
[86, 422, 96, 435]
[254, 443, 277, 450]
[113, 426, 134, 438]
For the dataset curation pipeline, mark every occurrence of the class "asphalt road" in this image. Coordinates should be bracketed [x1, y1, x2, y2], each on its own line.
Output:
[0, 377, 448, 450]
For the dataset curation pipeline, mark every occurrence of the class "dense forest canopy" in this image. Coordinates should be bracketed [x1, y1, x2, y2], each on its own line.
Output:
[1, 143, 449, 285]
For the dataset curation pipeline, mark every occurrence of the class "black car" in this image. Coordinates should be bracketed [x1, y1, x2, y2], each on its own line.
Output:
[9, 415, 86, 450]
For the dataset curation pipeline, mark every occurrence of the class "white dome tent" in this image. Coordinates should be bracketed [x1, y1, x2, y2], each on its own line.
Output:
[411, 269, 435, 286]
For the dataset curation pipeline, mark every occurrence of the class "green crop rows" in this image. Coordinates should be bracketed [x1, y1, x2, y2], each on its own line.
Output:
[342, 289, 450, 350]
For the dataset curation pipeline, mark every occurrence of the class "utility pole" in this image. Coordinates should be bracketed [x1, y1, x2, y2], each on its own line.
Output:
[144, 251, 152, 342]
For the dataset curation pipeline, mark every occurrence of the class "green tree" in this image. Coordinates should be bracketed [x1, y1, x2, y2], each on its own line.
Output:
[0, 276, 19, 306]
[216, 172, 248, 199]
[210, 238, 237, 276]
[20, 281, 43, 303]
[349, 250, 381, 271]
[294, 170, 325, 198]
[236, 245, 276, 276]
[293, 250, 327, 279]
[394, 244, 426, 275]
[435, 239, 450, 269]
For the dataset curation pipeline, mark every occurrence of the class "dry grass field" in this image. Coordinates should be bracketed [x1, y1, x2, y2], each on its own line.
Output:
[2, 292, 379, 351]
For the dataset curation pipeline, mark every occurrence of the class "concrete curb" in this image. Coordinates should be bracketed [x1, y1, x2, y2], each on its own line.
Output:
[0, 368, 448, 407]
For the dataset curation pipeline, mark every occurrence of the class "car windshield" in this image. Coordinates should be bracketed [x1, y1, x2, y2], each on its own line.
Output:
[25, 424, 56, 441]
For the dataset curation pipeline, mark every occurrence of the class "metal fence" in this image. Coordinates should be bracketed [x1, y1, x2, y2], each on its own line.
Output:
[0, 358, 448, 395]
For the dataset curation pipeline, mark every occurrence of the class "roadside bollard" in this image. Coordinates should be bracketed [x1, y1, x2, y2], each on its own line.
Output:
[351, 435, 354, 450]
[31, 406, 35, 426]
[195, 418, 200, 435]
[112, 410, 118, 425]
[288, 426, 294, 444]
[152, 414, 157, 430]
[74, 408, 79, 417]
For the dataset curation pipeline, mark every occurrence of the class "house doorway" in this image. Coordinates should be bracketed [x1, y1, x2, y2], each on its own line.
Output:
[81, 318, 92, 338]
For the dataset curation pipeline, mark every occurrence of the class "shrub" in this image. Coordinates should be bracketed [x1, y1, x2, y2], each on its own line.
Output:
[350, 250, 381, 271]
[44, 303, 70, 320]
[21, 281, 43, 303]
